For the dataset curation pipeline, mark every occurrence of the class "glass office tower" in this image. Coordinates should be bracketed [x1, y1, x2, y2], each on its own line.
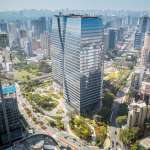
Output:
[51, 15, 67, 87]
[64, 15, 104, 115]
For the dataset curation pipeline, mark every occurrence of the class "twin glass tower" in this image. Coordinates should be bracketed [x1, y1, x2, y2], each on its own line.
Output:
[51, 14, 104, 115]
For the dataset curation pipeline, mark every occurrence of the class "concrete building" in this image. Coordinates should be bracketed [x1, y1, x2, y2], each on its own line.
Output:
[0, 33, 9, 48]
[127, 101, 150, 127]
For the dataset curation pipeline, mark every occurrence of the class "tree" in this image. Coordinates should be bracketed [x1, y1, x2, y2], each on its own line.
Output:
[116, 115, 127, 127]
[119, 127, 139, 145]
[118, 103, 128, 116]
[130, 143, 138, 150]
[102, 92, 115, 108]
[98, 107, 111, 122]
[95, 124, 107, 146]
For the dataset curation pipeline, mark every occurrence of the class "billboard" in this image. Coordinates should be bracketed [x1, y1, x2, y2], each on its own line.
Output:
[0, 85, 16, 94]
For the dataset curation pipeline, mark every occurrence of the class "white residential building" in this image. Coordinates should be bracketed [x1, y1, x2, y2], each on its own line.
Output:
[127, 101, 150, 127]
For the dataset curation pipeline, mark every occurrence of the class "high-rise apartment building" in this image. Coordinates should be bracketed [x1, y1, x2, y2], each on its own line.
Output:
[127, 101, 150, 127]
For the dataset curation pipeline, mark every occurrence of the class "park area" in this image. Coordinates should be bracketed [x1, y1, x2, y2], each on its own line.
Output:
[20, 79, 62, 113]
[69, 115, 107, 145]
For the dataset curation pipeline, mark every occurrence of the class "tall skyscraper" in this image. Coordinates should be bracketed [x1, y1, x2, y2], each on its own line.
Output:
[65, 15, 103, 115]
[51, 15, 67, 88]
[0, 33, 9, 48]
[134, 31, 142, 50]
[52, 14, 104, 115]
[39, 17, 47, 34]
[141, 32, 150, 68]
[40, 32, 51, 58]
[24, 39, 32, 57]
[0, 21, 8, 32]
[108, 29, 117, 50]
[139, 16, 150, 34]
[31, 17, 47, 39]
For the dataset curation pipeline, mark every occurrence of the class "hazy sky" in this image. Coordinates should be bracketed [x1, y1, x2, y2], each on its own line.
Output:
[0, 0, 150, 11]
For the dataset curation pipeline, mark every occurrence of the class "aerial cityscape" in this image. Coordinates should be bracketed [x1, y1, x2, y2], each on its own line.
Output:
[0, 0, 150, 150]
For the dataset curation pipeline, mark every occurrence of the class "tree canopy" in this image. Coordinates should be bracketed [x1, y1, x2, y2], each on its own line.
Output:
[119, 127, 139, 145]
[102, 92, 115, 108]
[116, 115, 127, 127]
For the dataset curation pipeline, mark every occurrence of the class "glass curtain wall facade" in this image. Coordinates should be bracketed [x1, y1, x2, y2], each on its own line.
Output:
[64, 16, 104, 115]
[51, 15, 67, 87]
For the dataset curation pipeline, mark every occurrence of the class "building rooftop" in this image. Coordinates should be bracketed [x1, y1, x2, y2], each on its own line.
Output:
[129, 101, 147, 111]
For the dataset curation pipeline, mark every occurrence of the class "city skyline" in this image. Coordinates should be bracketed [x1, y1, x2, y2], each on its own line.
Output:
[0, 0, 150, 11]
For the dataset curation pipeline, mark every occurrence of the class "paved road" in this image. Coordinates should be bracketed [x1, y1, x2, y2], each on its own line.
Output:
[15, 83, 98, 150]
[110, 101, 122, 150]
